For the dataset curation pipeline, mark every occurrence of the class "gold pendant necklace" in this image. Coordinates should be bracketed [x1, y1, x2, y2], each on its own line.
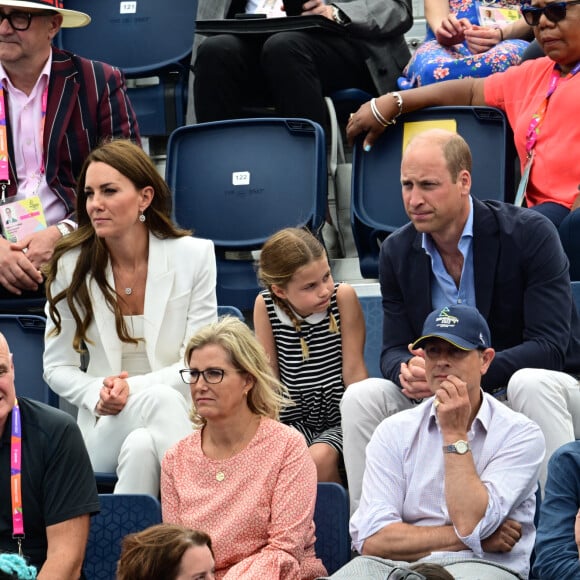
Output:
[212, 416, 259, 482]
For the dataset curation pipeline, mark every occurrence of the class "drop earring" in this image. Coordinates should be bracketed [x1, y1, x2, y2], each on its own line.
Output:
[139, 211, 146, 223]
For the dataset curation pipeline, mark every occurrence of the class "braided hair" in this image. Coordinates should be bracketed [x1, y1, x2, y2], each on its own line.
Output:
[257, 228, 338, 360]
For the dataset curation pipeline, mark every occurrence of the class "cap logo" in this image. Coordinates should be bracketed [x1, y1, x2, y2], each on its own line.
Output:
[479, 332, 485, 345]
[434, 307, 459, 328]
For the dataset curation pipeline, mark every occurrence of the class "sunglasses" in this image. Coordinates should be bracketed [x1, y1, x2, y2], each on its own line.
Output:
[521, 0, 580, 25]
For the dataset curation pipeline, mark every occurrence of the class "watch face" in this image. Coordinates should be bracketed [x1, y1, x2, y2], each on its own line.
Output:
[455, 440, 469, 454]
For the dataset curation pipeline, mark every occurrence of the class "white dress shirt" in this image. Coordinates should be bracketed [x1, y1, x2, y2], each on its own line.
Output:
[351, 392, 545, 578]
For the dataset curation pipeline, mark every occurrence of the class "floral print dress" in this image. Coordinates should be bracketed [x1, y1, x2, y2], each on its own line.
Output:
[398, 0, 529, 89]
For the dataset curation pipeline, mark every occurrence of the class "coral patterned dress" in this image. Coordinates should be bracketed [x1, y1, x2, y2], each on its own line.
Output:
[398, 0, 529, 89]
[161, 417, 327, 579]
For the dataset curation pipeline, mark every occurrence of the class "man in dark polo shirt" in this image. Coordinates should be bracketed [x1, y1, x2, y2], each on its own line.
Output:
[0, 331, 99, 577]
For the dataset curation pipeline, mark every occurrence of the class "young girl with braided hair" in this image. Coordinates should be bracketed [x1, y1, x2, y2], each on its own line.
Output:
[254, 227, 368, 483]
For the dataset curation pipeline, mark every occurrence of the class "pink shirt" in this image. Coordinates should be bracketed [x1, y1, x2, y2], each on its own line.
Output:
[161, 417, 327, 580]
[0, 54, 69, 225]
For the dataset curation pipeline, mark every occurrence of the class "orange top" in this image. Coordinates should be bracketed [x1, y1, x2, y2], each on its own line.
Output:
[485, 56, 580, 209]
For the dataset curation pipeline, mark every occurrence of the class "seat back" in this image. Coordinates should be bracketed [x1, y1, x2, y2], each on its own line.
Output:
[572, 281, 580, 314]
[83, 494, 162, 580]
[0, 314, 58, 407]
[217, 305, 246, 321]
[57, 0, 198, 135]
[166, 118, 327, 310]
[314, 482, 351, 575]
[358, 294, 383, 379]
[351, 106, 514, 278]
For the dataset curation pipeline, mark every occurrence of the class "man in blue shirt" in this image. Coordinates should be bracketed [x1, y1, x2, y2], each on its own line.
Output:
[342, 129, 580, 513]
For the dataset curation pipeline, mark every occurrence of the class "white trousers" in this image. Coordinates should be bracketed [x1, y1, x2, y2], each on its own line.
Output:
[341, 370, 580, 514]
[84, 386, 192, 496]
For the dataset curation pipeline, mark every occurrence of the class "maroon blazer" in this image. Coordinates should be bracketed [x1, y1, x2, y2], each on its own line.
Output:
[3, 47, 140, 221]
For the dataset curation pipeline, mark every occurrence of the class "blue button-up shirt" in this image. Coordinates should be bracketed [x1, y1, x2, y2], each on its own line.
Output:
[423, 197, 475, 309]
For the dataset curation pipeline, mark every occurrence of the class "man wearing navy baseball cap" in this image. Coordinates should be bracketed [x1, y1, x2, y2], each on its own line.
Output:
[329, 304, 545, 580]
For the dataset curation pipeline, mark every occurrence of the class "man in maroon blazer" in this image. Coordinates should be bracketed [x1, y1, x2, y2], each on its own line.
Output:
[0, 0, 140, 299]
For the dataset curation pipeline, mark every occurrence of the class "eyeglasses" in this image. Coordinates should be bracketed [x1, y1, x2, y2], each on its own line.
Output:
[0, 11, 48, 31]
[521, 0, 580, 25]
[179, 368, 226, 385]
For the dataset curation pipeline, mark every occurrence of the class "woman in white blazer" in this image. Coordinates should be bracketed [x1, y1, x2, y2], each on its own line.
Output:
[43, 140, 217, 496]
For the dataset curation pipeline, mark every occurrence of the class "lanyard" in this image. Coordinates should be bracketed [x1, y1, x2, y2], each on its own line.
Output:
[0, 83, 48, 204]
[515, 62, 580, 206]
[10, 398, 24, 556]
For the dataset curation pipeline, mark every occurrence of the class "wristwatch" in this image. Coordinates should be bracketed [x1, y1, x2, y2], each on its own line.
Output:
[331, 5, 347, 24]
[56, 222, 70, 237]
[443, 440, 471, 454]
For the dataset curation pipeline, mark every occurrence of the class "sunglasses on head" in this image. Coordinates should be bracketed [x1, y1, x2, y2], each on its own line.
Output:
[521, 0, 580, 25]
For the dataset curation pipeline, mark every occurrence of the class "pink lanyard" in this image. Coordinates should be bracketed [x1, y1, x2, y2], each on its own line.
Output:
[10, 398, 24, 556]
[0, 83, 48, 203]
[515, 62, 580, 206]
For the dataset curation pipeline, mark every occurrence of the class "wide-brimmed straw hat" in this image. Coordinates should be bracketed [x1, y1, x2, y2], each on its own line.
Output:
[0, 0, 90, 27]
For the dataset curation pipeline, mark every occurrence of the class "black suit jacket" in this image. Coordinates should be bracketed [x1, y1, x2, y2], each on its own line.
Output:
[379, 198, 580, 390]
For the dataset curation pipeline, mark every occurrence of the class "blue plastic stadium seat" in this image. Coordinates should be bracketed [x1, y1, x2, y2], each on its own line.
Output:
[571, 281, 580, 314]
[83, 494, 162, 580]
[57, 0, 198, 136]
[351, 106, 515, 278]
[356, 290, 383, 379]
[0, 314, 58, 407]
[314, 482, 351, 575]
[166, 118, 327, 311]
[217, 304, 245, 321]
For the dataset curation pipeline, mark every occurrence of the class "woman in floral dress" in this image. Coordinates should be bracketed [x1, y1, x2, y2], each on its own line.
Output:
[398, 0, 532, 88]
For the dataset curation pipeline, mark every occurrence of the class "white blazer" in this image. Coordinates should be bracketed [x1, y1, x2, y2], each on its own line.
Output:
[43, 234, 217, 439]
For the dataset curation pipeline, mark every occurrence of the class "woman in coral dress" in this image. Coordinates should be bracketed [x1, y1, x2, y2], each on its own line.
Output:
[161, 317, 327, 579]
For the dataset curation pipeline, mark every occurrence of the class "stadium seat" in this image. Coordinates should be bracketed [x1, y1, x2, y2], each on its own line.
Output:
[354, 284, 382, 378]
[217, 304, 245, 321]
[572, 281, 580, 313]
[328, 88, 375, 123]
[166, 118, 327, 311]
[314, 482, 351, 575]
[83, 493, 162, 580]
[57, 0, 198, 136]
[351, 106, 515, 278]
[0, 314, 58, 406]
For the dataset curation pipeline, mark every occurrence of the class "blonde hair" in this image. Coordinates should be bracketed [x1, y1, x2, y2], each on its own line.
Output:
[257, 227, 337, 359]
[185, 317, 293, 428]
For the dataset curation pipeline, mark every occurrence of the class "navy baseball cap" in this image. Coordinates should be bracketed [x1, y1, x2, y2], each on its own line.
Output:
[412, 305, 491, 351]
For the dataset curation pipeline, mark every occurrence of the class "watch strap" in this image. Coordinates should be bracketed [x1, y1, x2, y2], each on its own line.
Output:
[56, 222, 70, 237]
[443, 440, 471, 454]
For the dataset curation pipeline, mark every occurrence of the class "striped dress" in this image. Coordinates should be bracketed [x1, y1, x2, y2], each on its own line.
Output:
[262, 284, 344, 452]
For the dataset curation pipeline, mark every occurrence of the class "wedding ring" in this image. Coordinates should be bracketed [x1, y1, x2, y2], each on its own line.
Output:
[22, 248, 28, 254]
[433, 398, 441, 408]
